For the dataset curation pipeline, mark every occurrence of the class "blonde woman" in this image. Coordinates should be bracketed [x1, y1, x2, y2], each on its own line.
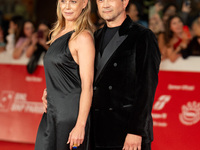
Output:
[35, 0, 95, 150]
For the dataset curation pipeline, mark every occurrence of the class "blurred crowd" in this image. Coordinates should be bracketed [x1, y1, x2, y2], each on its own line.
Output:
[147, 0, 200, 62]
[0, 14, 50, 73]
[0, 0, 200, 73]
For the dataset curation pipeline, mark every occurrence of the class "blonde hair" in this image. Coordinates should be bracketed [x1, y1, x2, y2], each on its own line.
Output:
[47, 0, 94, 44]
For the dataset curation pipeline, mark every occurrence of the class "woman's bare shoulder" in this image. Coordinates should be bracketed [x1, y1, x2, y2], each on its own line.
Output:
[76, 30, 93, 41]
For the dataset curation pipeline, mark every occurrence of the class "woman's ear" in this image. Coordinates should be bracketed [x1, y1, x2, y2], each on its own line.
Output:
[83, 0, 89, 9]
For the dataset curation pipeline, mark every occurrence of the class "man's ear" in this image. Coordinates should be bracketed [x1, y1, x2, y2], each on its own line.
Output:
[122, 0, 129, 10]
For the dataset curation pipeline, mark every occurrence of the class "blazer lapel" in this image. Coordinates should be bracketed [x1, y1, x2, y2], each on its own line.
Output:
[95, 31, 128, 82]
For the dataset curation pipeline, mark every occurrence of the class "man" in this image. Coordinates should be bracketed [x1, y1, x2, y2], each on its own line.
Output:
[42, 0, 160, 149]
[91, 0, 160, 149]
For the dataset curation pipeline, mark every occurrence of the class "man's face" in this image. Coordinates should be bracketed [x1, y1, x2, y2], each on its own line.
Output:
[96, 0, 127, 22]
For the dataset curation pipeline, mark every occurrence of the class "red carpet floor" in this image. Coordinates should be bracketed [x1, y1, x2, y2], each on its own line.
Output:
[0, 141, 34, 150]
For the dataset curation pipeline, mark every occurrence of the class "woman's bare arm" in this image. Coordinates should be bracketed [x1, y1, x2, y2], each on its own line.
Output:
[67, 31, 95, 149]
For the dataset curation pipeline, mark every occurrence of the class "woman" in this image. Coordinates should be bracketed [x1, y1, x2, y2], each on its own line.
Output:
[35, 0, 95, 150]
[13, 20, 35, 59]
[158, 15, 191, 62]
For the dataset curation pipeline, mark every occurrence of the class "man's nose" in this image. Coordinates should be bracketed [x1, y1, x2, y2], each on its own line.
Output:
[102, 0, 110, 8]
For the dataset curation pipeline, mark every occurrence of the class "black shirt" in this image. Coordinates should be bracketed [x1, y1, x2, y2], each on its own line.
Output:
[100, 26, 120, 56]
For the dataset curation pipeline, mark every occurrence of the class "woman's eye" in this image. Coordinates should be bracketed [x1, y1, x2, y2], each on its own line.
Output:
[71, 0, 77, 3]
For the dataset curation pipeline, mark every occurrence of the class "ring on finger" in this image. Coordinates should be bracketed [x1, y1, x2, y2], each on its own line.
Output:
[72, 144, 78, 149]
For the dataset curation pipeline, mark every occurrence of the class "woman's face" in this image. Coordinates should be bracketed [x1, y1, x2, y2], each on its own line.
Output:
[24, 22, 34, 37]
[59, 0, 87, 22]
[170, 17, 183, 34]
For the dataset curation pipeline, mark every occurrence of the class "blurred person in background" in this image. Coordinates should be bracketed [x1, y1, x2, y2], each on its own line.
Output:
[179, 0, 191, 25]
[148, 1, 165, 37]
[148, 1, 191, 38]
[162, 3, 178, 26]
[158, 15, 191, 62]
[126, 0, 148, 27]
[13, 20, 35, 59]
[186, 0, 200, 27]
[182, 15, 200, 58]
[0, 26, 6, 53]
[27, 21, 50, 74]
[162, 1, 191, 27]
[191, 15, 200, 37]
[6, 15, 24, 54]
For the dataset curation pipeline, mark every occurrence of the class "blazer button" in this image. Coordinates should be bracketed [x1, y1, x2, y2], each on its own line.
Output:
[94, 86, 97, 90]
[113, 63, 117, 67]
[109, 108, 113, 111]
[108, 86, 112, 90]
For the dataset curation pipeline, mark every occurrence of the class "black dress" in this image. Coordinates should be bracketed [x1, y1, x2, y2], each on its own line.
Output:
[35, 31, 90, 150]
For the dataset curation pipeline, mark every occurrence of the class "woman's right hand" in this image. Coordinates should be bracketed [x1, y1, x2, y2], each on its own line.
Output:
[42, 88, 48, 113]
[67, 124, 85, 150]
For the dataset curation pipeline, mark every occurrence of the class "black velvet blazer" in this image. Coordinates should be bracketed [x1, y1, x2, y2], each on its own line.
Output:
[91, 16, 161, 148]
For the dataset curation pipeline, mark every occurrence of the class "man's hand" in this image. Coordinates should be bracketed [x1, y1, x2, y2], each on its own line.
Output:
[42, 88, 47, 113]
[122, 134, 142, 150]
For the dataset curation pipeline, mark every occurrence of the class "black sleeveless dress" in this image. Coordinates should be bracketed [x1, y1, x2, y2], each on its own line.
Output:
[35, 31, 90, 150]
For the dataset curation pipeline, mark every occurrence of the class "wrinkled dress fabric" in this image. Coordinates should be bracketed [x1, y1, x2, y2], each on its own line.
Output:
[35, 31, 90, 150]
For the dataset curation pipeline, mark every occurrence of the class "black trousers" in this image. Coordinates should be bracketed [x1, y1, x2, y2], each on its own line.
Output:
[95, 142, 151, 150]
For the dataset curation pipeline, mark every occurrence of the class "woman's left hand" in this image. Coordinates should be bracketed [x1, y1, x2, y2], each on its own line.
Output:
[67, 124, 85, 150]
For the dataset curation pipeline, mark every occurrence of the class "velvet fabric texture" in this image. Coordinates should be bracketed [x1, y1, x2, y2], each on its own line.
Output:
[91, 16, 161, 148]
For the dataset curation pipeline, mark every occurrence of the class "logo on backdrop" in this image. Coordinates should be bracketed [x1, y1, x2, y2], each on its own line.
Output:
[179, 101, 200, 126]
[152, 95, 171, 127]
[153, 95, 171, 110]
[0, 91, 15, 112]
[0, 90, 43, 114]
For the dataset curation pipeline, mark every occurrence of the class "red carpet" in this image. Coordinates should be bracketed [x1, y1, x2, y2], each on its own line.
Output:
[0, 141, 34, 150]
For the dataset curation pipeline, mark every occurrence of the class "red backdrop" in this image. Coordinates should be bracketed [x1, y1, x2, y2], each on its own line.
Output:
[0, 64, 45, 143]
[0, 59, 200, 149]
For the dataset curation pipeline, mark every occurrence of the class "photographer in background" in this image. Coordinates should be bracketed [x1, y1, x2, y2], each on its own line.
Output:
[27, 21, 50, 74]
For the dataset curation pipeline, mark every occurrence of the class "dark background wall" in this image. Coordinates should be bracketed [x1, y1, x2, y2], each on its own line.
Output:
[34, 0, 57, 26]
